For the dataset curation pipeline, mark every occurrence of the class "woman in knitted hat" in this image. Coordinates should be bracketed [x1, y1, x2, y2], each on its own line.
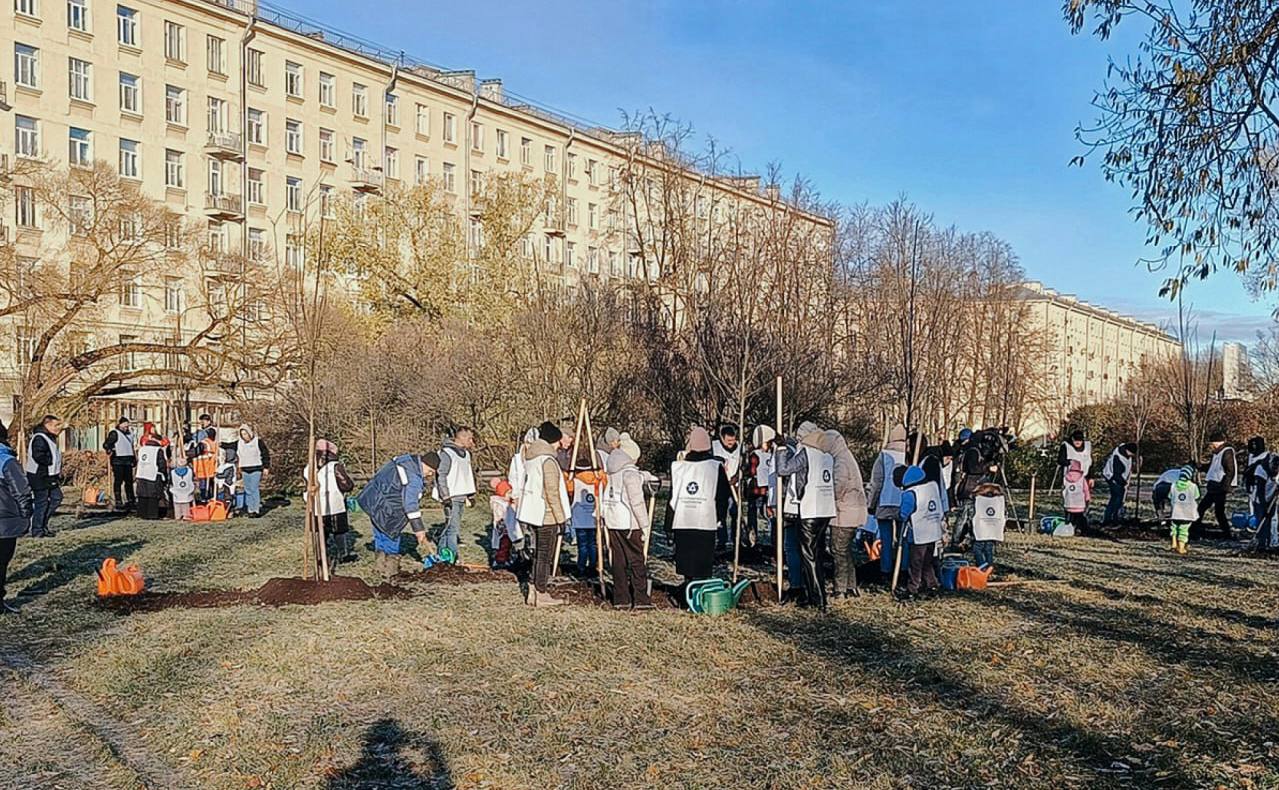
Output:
[665, 426, 730, 602]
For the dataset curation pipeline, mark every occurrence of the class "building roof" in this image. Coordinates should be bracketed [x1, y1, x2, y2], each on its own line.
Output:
[1016, 281, 1179, 344]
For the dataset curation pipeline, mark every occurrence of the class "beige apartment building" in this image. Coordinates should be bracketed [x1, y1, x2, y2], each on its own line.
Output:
[1017, 281, 1181, 438]
[1, 0, 828, 437]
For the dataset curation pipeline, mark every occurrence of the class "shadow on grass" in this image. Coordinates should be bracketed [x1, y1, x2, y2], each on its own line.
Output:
[9, 537, 146, 600]
[1029, 544, 1264, 591]
[744, 607, 1201, 788]
[324, 717, 452, 790]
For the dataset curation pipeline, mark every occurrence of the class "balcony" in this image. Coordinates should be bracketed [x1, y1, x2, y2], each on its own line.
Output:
[204, 193, 244, 221]
[204, 132, 244, 161]
[349, 167, 384, 193]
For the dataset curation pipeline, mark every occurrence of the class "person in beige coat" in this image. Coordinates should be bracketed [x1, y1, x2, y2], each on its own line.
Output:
[815, 429, 867, 598]
[517, 422, 572, 607]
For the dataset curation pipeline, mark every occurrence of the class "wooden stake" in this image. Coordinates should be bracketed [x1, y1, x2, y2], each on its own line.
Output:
[1028, 472, 1038, 521]
[580, 405, 607, 598]
[774, 376, 784, 603]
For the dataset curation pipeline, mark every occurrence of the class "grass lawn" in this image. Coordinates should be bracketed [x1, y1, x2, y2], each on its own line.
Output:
[1, 499, 1277, 789]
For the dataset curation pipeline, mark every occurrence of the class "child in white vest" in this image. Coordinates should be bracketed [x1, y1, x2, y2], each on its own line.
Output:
[1169, 468, 1200, 555]
[1062, 460, 1091, 533]
[971, 482, 1005, 570]
[170, 455, 196, 520]
[488, 477, 521, 568]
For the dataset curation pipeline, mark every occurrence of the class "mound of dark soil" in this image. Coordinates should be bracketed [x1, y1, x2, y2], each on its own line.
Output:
[395, 563, 519, 585]
[97, 575, 414, 613]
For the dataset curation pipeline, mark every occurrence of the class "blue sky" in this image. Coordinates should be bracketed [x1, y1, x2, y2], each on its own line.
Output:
[291, 0, 1274, 342]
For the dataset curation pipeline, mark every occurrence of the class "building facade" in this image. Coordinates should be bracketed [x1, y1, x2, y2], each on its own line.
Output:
[1, 0, 829, 433]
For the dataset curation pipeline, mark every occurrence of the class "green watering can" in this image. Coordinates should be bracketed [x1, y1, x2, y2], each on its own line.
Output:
[686, 578, 751, 615]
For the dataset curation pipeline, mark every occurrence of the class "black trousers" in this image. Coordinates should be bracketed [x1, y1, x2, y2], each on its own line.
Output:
[908, 541, 940, 593]
[530, 522, 559, 591]
[607, 529, 651, 608]
[112, 461, 136, 506]
[1195, 483, 1230, 536]
[789, 516, 830, 610]
[0, 536, 15, 601]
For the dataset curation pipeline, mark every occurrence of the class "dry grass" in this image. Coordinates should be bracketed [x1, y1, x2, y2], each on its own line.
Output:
[1, 500, 1277, 789]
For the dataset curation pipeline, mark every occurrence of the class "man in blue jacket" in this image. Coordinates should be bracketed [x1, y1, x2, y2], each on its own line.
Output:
[357, 451, 440, 577]
[0, 420, 34, 614]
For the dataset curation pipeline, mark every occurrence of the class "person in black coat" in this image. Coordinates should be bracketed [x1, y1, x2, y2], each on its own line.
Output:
[0, 420, 34, 613]
[26, 415, 63, 538]
[103, 416, 137, 511]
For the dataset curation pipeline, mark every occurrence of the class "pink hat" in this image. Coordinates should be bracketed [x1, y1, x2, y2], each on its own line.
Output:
[315, 439, 338, 455]
[687, 426, 712, 453]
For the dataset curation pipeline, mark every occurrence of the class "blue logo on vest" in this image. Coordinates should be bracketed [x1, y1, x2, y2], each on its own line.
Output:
[584, 492, 595, 504]
[928, 500, 938, 512]
[985, 507, 995, 517]
[822, 469, 832, 483]
[686, 481, 700, 495]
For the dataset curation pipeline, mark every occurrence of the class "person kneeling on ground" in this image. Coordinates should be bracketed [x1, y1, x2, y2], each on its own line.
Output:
[666, 427, 730, 606]
[1169, 468, 1201, 555]
[305, 439, 356, 565]
[357, 451, 440, 578]
[0, 420, 33, 615]
[970, 482, 1005, 570]
[602, 447, 653, 610]
[517, 422, 571, 607]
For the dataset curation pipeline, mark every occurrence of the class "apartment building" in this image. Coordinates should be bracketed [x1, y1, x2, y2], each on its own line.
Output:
[1, 0, 831, 431]
[1017, 281, 1181, 438]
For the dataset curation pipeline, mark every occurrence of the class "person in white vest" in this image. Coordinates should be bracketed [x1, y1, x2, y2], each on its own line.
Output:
[1150, 466, 1186, 518]
[518, 422, 571, 607]
[970, 482, 1006, 570]
[236, 424, 271, 518]
[1169, 467, 1201, 555]
[134, 429, 169, 520]
[25, 414, 63, 538]
[602, 447, 653, 610]
[433, 426, 477, 561]
[304, 439, 357, 566]
[1194, 433, 1237, 539]
[745, 425, 776, 551]
[507, 427, 538, 512]
[899, 463, 946, 595]
[666, 426, 730, 598]
[1058, 430, 1093, 479]
[775, 421, 838, 610]
[711, 425, 743, 551]
[170, 454, 196, 521]
[102, 416, 137, 512]
[869, 423, 908, 579]
[1101, 443, 1137, 526]
[1243, 437, 1277, 550]
[1062, 459, 1091, 533]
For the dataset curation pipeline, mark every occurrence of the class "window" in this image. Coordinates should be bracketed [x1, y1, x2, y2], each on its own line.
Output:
[609, 250, 621, 277]
[496, 129, 508, 159]
[164, 148, 183, 187]
[318, 128, 334, 162]
[469, 169, 483, 200]
[588, 202, 598, 230]
[163, 219, 182, 249]
[165, 85, 186, 125]
[15, 44, 39, 89]
[284, 61, 303, 98]
[442, 112, 456, 143]
[544, 145, 556, 172]
[415, 103, 429, 135]
[384, 147, 399, 180]
[206, 35, 225, 74]
[69, 57, 92, 101]
[520, 137, 531, 166]
[565, 241, 576, 268]
[471, 122, 483, 152]
[247, 228, 265, 260]
[567, 153, 577, 180]
[16, 0, 36, 16]
[588, 159, 599, 186]
[414, 156, 428, 185]
[207, 158, 223, 196]
[285, 234, 303, 268]
[468, 218, 483, 254]
[118, 334, 139, 370]
[118, 139, 139, 178]
[286, 176, 301, 212]
[118, 72, 140, 113]
[246, 168, 264, 204]
[67, 0, 88, 32]
[318, 72, 335, 107]
[164, 278, 182, 314]
[351, 137, 366, 168]
[246, 108, 264, 144]
[608, 208, 618, 231]
[319, 185, 334, 218]
[163, 21, 185, 61]
[285, 119, 302, 154]
[385, 93, 398, 126]
[543, 235, 555, 264]
[117, 5, 138, 46]
[521, 234, 532, 259]
[246, 48, 263, 87]
[442, 162, 455, 193]
[352, 83, 367, 117]
[68, 127, 91, 165]
[567, 198, 578, 226]
[69, 195, 90, 233]
[15, 116, 39, 158]
[14, 187, 37, 228]
[207, 97, 226, 133]
[119, 275, 141, 308]
[588, 246, 599, 274]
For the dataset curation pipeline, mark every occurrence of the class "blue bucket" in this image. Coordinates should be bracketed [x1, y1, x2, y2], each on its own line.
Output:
[1230, 512, 1257, 531]
[940, 557, 969, 591]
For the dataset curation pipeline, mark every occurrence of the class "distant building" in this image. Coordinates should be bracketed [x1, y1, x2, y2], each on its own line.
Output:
[1221, 342, 1256, 401]
[1016, 282, 1182, 439]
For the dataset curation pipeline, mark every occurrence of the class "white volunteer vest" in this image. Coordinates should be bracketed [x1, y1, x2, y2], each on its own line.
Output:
[237, 437, 263, 468]
[112, 430, 135, 458]
[1250, 454, 1272, 506]
[434, 446, 476, 500]
[1105, 448, 1132, 483]
[875, 449, 905, 509]
[516, 456, 569, 526]
[570, 476, 598, 529]
[602, 467, 641, 532]
[972, 494, 1005, 542]
[1155, 468, 1182, 488]
[669, 459, 719, 531]
[305, 461, 347, 517]
[783, 446, 836, 519]
[170, 469, 195, 503]
[508, 452, 526, 500]
[712, 440, 742, 480]
[910, 480, 945, 543]
[1063, 478, 1087, 511]
[1064, 441, 1092, 477]
[1170, 484, 1199, 521]
[25, 433, 61, 475]
[136, 445, 162, 481]
[1207, 446, 1237, 485]
[752, 449, 773, 488]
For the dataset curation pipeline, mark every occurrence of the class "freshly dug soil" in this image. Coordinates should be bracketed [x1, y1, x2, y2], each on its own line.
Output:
[395, 563, 519, 585]
[97, 575, 414, 614]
